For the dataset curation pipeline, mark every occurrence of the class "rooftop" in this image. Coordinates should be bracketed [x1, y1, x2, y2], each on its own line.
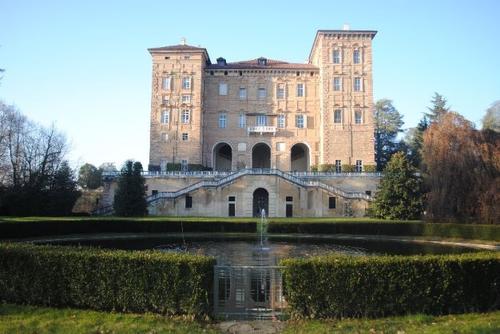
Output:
[207, 58, 318, 70]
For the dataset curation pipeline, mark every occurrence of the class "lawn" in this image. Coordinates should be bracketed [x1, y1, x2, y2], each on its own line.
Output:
[1, 304, 499, 334]
[284, 312, 500, 334]
[0, 304, 218, 334]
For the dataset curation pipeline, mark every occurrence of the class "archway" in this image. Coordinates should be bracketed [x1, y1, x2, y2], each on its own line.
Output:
[290, 143, 309, 172]
[252, 143, 271, 168]
[253, 188, 269, 217]
[213, 143, 232, 171]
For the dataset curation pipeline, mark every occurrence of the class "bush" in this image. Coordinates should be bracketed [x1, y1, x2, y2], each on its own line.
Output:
[268, 221, 500, 241]
[363, 164, 377, 172]
[281, 252, 500, 318]
[0, 243, 215, 317]
[0, 220, 257, 239]
[342, 164, 356, 172]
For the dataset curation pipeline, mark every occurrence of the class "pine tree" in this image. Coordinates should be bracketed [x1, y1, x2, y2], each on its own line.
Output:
[113, 160, 147, 216]
[425, 92, 449, 123]
[374, 99, 404, 171]
[371, 152, 424, 220]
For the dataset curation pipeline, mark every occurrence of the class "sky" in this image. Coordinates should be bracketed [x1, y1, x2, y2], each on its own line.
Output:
[1, 0, 499, 169]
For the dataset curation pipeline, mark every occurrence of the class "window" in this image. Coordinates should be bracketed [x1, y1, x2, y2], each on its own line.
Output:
[228, 196, 236, 202]
[239, 87, 247, 100]
[335, 160, 341, 173]
[161, 132, 168, 142]
[161, 110, 170, 124]
[276, 142, 285, 151]
[181, 159, 188, 172]
[152, 190, 158, 196]
[296, 83, 304, 97]
[355, 110, 363, 124]
[256, 115, 267, 126]
[185, 195, 192, 208]
[276, 84, 285, 99]
[238, 113, 246, 128]
[162, 95, 170, 105]
[161, 76, 172, 90]
[365, 190, 372, 196]
[277, 114, 285, 128]
[286, 196, 293, 202]
[181, 109, 190, 124]
[334, 109, 342, 124]
[329, 196, 337, 209]
[182, 133, 188, 141]
[354, 77, 362, 91]
[219, 113, 227, 128]
[181, 95, 191, 104]
[333, 77, 342, 91]
[295, 114, 305, 128]
[355, 160, 363, 172]
[353, 49, 361, 64]
[182, 77, 191, 90]
[219, 83, 228, 95]
[333, 49, 341, 64]
[258, 88, 267, 99]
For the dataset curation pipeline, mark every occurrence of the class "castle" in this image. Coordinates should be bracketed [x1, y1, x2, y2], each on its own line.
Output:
[101, 28, 380, 217]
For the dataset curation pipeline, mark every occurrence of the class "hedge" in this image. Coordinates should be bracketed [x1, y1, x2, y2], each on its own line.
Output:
[281, 252, 500, 319]
[268, 221, 500, 241]
[0, 243, 215, 317]
[0, 220, 256, 239]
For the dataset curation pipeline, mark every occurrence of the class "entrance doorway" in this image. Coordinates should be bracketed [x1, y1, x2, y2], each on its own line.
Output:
[253, 188, 269, 217]
[290, 143, 309, 172]
[214, 143, 232, 171]
[252, 143, 271, 168]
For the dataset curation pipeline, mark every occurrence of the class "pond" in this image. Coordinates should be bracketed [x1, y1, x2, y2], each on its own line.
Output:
[32, 233, 479, 320]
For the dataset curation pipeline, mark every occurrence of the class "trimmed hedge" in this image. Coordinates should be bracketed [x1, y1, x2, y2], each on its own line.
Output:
[0, 243, 215, 317]
[268, 221, 500, 241]
[0, 220, 256, 239]
[281, 252, 500, 318]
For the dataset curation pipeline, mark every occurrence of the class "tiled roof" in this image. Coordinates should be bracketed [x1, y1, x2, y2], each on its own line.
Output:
[207, 58, 318, 70]
[148, 44, 207, 52]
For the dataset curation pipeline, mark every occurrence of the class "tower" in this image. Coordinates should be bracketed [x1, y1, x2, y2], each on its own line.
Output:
[148, 42, 210, 171]
[310, 29, 377, 170]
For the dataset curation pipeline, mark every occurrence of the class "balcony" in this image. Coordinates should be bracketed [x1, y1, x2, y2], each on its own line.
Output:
[247, 126, 277, 135]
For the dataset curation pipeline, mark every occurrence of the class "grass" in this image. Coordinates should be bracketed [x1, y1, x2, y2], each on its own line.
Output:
[2, 304, 499, 334]
[0, 304, 218, 334]
[283, 312, 500, 334]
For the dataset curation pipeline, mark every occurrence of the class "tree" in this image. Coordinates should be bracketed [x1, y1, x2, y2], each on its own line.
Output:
[0, 101, 76, 215]
[482, 101, 500, 132]
[113, 160, 147, 216]
[370, 152, 424, 220]
[46, 161, 80, 215]
[78, 163, 102, 189]
[422, 112, 499, 223]
[374, 99, 404, 171]
[400, 116, 428, 168]
[425, 92, 449, 123]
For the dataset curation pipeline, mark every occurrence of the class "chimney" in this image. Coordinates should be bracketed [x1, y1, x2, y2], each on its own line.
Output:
[216, 57, 227, 66]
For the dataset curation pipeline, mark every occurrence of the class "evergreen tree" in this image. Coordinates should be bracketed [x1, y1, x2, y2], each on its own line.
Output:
[374, 99, 404, 171]
[46, 161, 80, 215]
[482, 101, 500, 132]
[78, 163, 102, 189]
[425, 92, 449, 123]
[113, 160, 147, 216]
[371, 152, 424, 220]
[401, 116, 428, 168]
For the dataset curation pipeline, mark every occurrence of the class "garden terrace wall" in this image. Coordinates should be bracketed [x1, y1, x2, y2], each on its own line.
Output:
[268, 221, 500, 241]
[0, 243, 215, 316]
[0, 220, 256, 239]
[281, 252, 500, 319]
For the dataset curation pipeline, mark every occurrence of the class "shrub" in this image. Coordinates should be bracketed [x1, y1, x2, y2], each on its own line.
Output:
[281, 252, 500, 318]
[342, 164, 356, 172]
[319, 164, 335, 172]
[0, 220, 257, 239]
[0, 243, 215, 317]
[268, 221, 500, 241]
[363, 164, 377, 172]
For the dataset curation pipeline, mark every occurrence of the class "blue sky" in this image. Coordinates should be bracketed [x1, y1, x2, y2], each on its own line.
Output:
[1, 0, 499, 169]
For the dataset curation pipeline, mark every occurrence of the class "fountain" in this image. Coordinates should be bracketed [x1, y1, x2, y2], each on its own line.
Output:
[258, 208, 269, 251]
